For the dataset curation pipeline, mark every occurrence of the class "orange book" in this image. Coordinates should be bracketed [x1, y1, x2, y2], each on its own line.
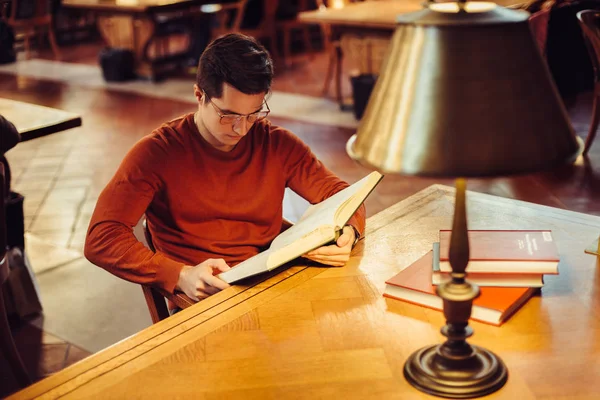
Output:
[439, 230, 559, 274]
[384, 251, 538, 326]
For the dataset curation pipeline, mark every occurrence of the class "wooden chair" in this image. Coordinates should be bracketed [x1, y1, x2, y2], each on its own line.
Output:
[529, 7, 552, 56]
[135, 218, 194, 324]
[201, 0, 279, 59]
[577, 10, 600, 155]
[137, 216, 294, 323]
[276, 0, 317, 68]
[0, 165, 32, 389]
[1, 0, 60, 60]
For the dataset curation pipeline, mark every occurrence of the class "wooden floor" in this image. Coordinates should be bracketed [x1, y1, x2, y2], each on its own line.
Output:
[1, 39, 600, 397]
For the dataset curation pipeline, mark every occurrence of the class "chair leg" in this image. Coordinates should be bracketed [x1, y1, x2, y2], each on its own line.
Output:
[282, 27, 291, 68]
[583, 84, 600, 156]
[322, 46, 335, 97]
[141, 286, 170, 324]
[334, 42, 343, 105]
[47, 26, 61, 61]
[303, 26, 314, 61]
[0, 286, 32, 388]
[24, 33, 31, 60]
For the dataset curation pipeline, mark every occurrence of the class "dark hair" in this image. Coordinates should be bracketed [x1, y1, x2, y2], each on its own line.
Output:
[196, 33, 274, 99]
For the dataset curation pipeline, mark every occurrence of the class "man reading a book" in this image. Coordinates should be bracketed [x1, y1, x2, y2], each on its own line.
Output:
[84, 34, 366, 306]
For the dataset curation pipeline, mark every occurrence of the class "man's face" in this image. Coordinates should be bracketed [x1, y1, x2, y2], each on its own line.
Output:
[194, 83, 267, 152]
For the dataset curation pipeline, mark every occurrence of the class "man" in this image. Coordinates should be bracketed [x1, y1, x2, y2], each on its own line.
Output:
[84, 33, 365, 304]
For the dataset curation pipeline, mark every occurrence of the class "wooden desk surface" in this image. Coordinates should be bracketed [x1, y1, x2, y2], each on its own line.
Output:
[61, 0, 207, 13]
[11, 185, 600, 399]
[299, 1, 532, 29]
[0, 98, 81, 142]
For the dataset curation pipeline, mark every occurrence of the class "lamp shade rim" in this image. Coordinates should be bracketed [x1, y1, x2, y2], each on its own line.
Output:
[347, 136, 583, 178]
[396, 3, 529, 26]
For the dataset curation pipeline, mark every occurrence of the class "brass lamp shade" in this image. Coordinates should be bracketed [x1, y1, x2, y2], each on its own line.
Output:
[347, 2, 581, 177]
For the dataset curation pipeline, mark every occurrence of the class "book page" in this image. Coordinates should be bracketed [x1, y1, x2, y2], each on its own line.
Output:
[298, 173, 378, 223]
[270, 209, 336, 250]
[334, 172, 383, 227]
[218, 248, 273, 284]
[333, 172, 383, 226]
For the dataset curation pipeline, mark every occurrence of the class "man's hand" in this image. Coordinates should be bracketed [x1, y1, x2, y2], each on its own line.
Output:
[176, 258, 231, 301]
[303, 225, 357, 267]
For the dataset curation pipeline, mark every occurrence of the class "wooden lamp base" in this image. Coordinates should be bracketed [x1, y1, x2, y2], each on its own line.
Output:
[404, 343, 508, 399]
[403, 179, 508, 398]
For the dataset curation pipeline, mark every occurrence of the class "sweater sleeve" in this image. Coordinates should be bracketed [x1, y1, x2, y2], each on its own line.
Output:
[276, 127, 366, 237]
[84, 133, 185, 293]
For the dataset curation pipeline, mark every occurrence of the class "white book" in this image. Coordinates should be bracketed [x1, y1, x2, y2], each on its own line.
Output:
[218, 171, 384, 284]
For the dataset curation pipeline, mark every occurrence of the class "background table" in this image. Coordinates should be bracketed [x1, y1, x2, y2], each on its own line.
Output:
[62, 0, 213, 80]
[11, 184, 600, 399]
[0, 98, 81, 141]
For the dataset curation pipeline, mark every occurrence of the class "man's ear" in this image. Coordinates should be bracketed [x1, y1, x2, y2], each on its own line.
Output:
[193, 85, 203, 103]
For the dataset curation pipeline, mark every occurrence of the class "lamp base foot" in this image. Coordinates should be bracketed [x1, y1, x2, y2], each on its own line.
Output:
[403, 344, 508, 399]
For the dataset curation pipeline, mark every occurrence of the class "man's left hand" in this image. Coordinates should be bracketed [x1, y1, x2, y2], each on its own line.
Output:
[303, 225, 356, 267]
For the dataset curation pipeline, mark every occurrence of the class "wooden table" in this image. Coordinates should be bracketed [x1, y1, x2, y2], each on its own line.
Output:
[299, 0, 533, 108]
[0, 98, 81, 141]
[10, 184, 600, 399]
[61, 0, 211, 80]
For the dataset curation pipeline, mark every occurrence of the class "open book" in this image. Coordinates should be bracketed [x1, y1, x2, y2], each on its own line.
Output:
[218, 171, 384, 284]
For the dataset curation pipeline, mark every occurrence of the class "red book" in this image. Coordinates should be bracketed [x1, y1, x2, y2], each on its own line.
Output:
[439, 230, 559, 274]
[384, 251, 537, 326]
[432, 242, 545, 288]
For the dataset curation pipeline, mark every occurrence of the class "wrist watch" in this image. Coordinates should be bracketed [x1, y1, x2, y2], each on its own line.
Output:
[347, 225, 361, 248]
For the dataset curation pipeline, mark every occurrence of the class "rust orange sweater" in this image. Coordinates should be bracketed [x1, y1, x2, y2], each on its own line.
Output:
[84, 113, 365, 293]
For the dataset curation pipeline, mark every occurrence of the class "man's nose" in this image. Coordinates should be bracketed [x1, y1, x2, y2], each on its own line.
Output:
[233, 116, 250, 136]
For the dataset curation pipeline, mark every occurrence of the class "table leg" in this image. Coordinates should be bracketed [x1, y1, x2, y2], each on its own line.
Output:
[96, 15, 156, 80]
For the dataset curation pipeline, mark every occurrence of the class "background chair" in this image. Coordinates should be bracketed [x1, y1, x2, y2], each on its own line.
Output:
[529, 6, 552, 56]
[1, 0, 60, 60]
[0, 165, 31, 389]
[276, 0, 317, 68]
[577, 9, 600, 155]
[201, 0, 279, 59]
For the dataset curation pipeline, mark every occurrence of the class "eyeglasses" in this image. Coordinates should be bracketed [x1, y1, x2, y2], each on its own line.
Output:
[205, 93, 270, 126]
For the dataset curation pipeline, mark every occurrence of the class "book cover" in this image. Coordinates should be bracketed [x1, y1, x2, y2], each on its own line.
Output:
[438, 230, 559, 274]
[384, 251, 537, 326]
[218, 171, 384, 284]
[432, 242, 544, 288]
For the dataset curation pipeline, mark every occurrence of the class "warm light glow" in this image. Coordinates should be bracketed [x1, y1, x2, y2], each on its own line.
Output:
[430, 2, 496, 13]
[331, 0, 346, 10]
[200, 4, 222, 13]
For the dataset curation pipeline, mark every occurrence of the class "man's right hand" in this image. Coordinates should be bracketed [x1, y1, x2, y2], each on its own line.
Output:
[176, 258, 231, 301]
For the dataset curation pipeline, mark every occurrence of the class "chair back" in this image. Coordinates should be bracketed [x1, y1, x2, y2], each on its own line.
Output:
[0, 163, 7, 285]
[5, 0, 52, 25]
[577, 10, 600, 83]
[204, 0, 249, 35]
[529, 8, 551, 56]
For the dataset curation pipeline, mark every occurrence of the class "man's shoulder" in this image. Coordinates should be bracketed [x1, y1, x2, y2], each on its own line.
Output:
[141, 113, 193, 150]
[154, 113, 193, 140]
[254, 119, 304, 147]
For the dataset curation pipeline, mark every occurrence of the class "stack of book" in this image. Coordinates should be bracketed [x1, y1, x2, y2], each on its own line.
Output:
[384, 230, 559, 326]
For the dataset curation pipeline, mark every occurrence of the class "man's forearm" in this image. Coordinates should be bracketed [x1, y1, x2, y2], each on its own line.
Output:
[84, 221, 185, 293]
